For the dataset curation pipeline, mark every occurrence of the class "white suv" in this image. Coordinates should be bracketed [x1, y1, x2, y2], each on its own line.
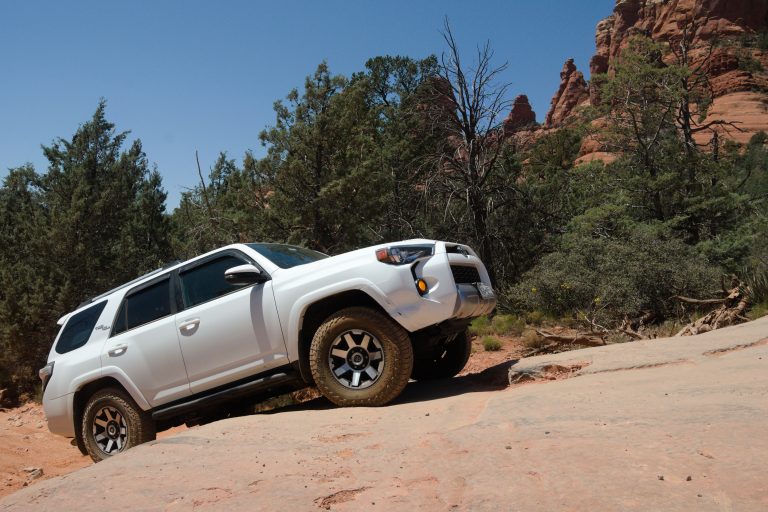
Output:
[40, 239, 495, 461]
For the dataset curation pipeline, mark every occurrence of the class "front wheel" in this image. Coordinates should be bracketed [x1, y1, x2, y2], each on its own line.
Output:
[309, 307, 413, 407]
[81, 387, 156, 462]
[411, 329, 472, 380]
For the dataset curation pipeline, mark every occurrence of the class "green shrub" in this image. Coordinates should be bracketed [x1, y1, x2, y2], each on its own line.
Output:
[506, 208, 722, 325]
[482, 336, 503, 351]
[525, 310, 547, 326]
[738, 53, 764, 73]
[491, 314, 526, 336]
[737, 31, 768, 50]
[759, 30, 768, 51]
[469, 316, 492, 336]
[748, 301, 768, 320]
[746, 268, 768, 306]
[743, 224, 768, 320]
[470, 314, 526, 337]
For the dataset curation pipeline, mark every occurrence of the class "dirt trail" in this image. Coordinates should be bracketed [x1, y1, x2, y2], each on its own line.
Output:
[2, 317, 767, 511]
[0, 405, 89, 495]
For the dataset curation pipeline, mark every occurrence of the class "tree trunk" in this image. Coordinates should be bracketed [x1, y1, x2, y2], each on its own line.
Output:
[469, 188, 495, 285]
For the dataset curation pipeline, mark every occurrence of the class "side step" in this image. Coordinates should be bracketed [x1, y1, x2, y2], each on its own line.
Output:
[151, 371, 299, 421]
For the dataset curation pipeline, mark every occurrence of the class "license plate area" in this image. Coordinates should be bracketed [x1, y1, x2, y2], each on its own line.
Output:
[475, 282, 495, 300]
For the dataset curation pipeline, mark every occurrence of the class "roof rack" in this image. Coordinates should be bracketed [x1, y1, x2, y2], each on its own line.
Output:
[77, 260, 182, 308]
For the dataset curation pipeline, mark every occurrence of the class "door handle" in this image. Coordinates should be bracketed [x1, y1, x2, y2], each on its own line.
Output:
[179, 318, 200, 334]
[108, 345, 128, 357]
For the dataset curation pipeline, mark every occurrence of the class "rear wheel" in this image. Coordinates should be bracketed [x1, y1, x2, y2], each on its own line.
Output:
[411, 329, 472, 380]
[309, 307, 413, 407]
[81, 388, 155, 462]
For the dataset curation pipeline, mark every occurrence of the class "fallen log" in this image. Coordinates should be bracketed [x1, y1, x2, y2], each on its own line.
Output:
[617, 312, 656, 340]
[535, 329, 606, 347]
[672, 296, 727, 305]
[675, 278, 752, 336]
[618, 326, 645, 340]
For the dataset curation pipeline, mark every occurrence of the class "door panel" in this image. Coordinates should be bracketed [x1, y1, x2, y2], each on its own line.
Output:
[176, 255, 288, 394]
[102, 275, 191, 407]
[103, 316, 191, 406]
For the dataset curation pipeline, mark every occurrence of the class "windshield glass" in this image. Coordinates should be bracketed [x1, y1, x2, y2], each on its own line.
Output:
[247, 243, 329, 269]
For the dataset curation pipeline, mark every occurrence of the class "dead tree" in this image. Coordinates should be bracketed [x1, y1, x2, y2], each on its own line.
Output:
[424, 18, 513, 284]
[675, 276, 752, 336]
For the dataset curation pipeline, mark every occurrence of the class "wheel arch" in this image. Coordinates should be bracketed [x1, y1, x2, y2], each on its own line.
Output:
[296, 290, 399, 385]
[71, 376, 137, 456]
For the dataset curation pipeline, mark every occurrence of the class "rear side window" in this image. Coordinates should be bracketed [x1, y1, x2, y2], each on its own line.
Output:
[56, 301, 108, 354]
[112, 278, 172, 335]
[180, 254, 251, 308]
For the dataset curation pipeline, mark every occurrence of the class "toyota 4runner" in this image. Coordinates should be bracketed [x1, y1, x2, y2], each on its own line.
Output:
[39, 239, 496, 461]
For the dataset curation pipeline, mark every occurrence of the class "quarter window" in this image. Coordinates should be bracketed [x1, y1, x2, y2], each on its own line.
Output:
[113, 278, 172, 335]
[55, 301, 108, 354]
[180, 254, 252, 308]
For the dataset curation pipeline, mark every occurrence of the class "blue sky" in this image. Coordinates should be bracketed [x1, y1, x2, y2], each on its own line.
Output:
[0, 0, 613, 209]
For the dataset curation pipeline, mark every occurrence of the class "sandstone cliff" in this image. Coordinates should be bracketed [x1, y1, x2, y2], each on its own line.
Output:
[536, 0, 768, 157]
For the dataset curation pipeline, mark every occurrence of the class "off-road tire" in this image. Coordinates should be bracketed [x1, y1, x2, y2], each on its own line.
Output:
[411, 329, 471, 380]
[81, 387, 156, 463]
[309, 307, 413, 407]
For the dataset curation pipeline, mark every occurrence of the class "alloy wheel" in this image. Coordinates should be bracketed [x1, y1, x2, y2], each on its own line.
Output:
[92, 406, 128, 455]
[328, 329, 385, 389]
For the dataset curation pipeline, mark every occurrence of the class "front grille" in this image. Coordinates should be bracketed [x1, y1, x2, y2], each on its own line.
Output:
[451, 265, 481, 284]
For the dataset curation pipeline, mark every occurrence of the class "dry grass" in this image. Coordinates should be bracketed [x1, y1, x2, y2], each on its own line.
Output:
[521, 329, 545, 350]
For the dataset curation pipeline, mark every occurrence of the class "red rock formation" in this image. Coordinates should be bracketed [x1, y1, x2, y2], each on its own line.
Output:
[507, 0, 768, 154]
[504, 95, 537, 134]
[560, 0, 768, 156]
[590, 0, 768, 91]
[593, 0, 768, 71]
[544, 59, 591, 129]
[586, 0, 768, 147]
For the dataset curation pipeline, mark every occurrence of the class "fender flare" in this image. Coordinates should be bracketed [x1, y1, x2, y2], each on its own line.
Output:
[89, 366, 152, 410]
[284, 279, 403, 358]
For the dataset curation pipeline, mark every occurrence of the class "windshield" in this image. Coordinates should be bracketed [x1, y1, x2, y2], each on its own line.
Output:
[247, 243, 329, 269]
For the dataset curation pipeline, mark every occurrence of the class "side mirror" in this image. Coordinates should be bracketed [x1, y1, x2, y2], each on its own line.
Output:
[224, 264, 267, 286]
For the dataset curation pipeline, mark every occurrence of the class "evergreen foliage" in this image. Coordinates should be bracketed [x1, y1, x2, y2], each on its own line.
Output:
[0, 101, 171, 397]
[2, 37, 767, 400]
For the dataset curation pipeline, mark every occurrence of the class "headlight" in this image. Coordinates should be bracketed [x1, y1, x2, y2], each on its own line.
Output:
[375, 244, 434, 265]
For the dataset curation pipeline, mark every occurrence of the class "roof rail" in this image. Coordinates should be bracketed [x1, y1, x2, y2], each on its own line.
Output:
[77, 260, 182, 308]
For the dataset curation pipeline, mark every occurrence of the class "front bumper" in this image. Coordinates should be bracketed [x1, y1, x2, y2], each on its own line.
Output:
[453, 283, 497, 319]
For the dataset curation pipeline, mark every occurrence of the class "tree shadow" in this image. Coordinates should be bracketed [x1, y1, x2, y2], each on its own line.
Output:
[395, 358, 518, 405]
[257, 358, 519, 414]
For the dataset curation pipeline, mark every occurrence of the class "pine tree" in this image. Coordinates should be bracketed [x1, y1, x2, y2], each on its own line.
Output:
[259, 62, 381, 253]
[0, 101, 172, 398]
